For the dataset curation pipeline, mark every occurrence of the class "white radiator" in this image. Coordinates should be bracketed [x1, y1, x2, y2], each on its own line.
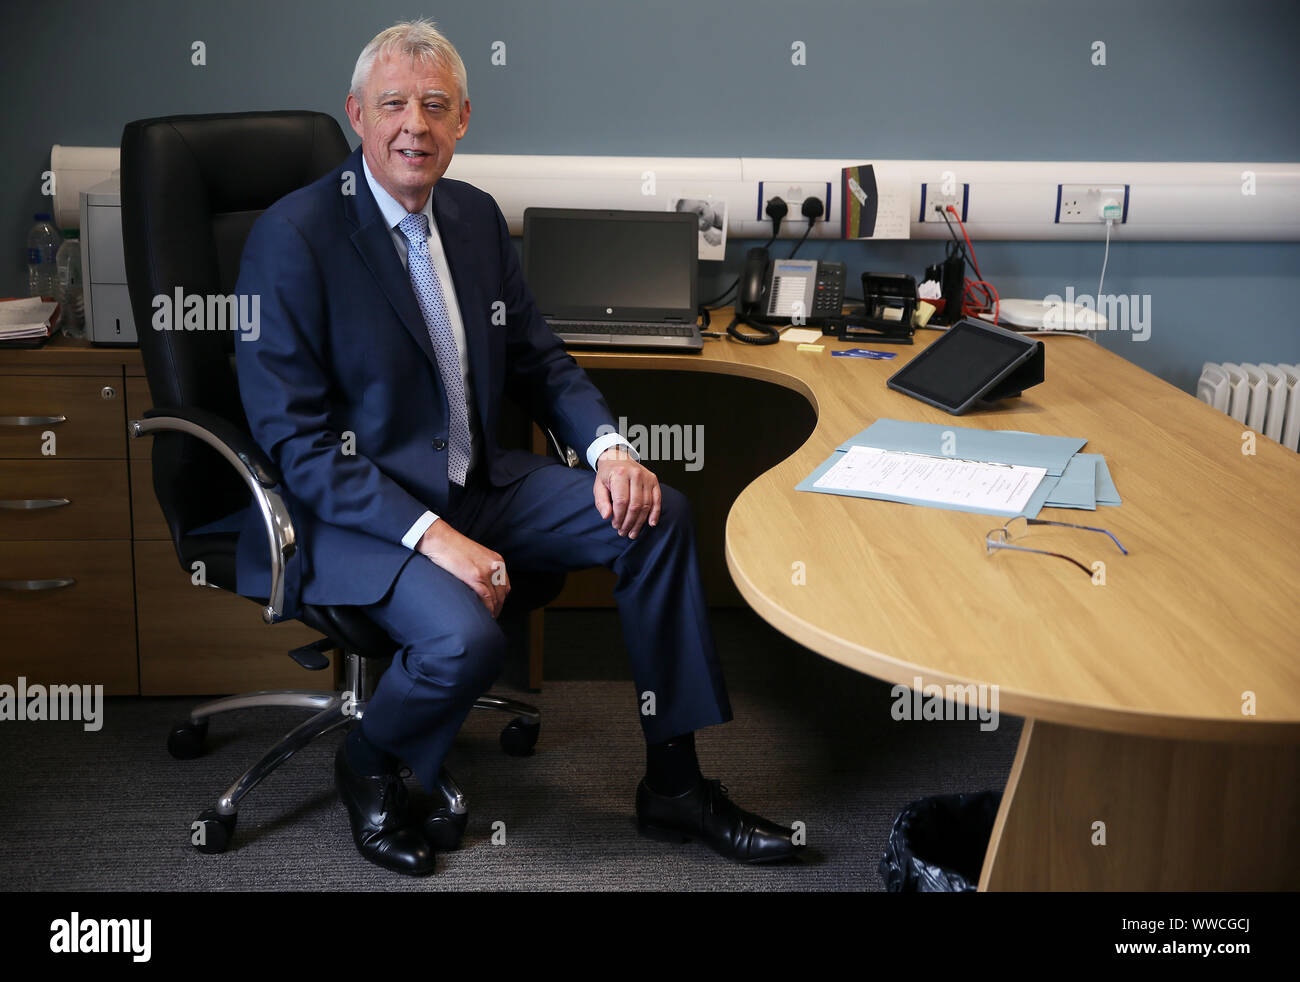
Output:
[1197, 362, 1300, 450]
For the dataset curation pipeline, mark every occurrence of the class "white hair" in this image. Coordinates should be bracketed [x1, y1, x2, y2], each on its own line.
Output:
[350, 19, 468, 103]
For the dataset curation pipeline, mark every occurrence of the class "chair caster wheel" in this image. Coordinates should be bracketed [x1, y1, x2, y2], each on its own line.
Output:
[425, 809, 468, 851]
[167, 719, 209, 759]
[191, 808, 235, 854]
[500, 717, 539, 756]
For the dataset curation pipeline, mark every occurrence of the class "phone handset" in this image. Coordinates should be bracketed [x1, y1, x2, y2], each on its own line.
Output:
[733, 247, 847, 340]
[738, 247, 771, 317]
[729, 247, 780, 344]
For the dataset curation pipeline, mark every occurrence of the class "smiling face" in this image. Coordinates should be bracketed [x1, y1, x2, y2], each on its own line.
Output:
[345, 50, 470, 214]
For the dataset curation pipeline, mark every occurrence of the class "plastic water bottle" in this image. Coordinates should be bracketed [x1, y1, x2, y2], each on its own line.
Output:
[56, 231, 85, 337]
[26, 214, 62, 298]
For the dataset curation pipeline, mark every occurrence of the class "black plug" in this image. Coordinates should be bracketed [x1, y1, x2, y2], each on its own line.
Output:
[765, 196, 788, 237]
[802, 196, 824, 221]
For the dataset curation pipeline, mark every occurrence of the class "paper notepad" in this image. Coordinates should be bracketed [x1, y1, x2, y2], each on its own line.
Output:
[812, 445, 1047, 516]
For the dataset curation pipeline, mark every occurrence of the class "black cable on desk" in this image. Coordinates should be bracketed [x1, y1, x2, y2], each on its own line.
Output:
[725, 314, 781, 345]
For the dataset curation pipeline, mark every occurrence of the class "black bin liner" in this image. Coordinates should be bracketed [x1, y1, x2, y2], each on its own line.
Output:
[878, 791, 1002, 892]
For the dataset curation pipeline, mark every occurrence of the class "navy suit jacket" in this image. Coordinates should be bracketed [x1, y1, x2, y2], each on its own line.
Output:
[233, 146, 618, 619]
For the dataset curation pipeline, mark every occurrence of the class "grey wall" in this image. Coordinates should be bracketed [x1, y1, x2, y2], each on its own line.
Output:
[5, 0, 1298, 390]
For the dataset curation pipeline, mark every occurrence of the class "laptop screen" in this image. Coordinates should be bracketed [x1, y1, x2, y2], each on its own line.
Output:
[523, 209, 697, 321]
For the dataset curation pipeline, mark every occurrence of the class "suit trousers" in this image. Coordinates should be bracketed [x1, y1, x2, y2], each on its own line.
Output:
[357, 460, 734, 789]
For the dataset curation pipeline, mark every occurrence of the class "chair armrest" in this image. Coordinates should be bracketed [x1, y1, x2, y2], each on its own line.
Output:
[140, 406, 282, 485]
[129, 407, 295, 624]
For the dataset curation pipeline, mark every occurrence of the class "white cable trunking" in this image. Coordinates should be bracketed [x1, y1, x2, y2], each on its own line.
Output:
[442, 155, 1300, 241]
[50, 147, 1300, 240]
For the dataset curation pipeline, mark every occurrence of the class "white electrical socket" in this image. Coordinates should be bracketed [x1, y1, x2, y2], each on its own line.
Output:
[921, 183, 968, 222]
[1057, 184, 1127, 224]
[757, 181, 831, 226]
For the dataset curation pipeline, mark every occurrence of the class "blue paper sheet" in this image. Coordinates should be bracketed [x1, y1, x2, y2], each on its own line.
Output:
[836, 419, 1086, 477]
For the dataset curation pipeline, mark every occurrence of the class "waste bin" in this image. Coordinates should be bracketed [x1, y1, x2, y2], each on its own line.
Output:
[878, 791, 1002, 892]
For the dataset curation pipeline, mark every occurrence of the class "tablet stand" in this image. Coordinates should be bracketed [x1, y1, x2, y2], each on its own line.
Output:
[973, 340, 1045, 406]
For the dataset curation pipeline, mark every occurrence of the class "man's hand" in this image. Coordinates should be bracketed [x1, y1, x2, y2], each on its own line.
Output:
[417, 520, 510, 617]
[594, 446, 661, 539]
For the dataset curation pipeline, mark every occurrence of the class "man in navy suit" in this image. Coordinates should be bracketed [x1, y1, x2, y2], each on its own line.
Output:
[235, 20, 800, 875]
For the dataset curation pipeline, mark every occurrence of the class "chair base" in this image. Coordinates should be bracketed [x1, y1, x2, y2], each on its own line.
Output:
[171, 650, 540, 853]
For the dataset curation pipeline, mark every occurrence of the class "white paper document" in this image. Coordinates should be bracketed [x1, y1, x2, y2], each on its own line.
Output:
[813, 445, 1047, 515]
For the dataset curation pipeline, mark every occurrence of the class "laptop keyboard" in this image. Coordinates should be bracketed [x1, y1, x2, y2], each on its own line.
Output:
[552, 321, 696, 337]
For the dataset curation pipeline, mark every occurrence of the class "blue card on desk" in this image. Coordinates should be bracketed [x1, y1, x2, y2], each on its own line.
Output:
[837, 419, 1086, 476]
[832, 348, 898, 360]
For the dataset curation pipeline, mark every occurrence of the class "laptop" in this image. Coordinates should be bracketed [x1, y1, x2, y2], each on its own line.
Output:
[523, 208, 702, 351]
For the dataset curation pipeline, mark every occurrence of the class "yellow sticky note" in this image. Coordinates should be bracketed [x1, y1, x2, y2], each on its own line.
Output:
[797, 343, 824, 353]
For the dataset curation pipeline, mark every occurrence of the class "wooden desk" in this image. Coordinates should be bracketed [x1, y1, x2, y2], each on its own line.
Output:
[572, 314, 1300, 891]
[11, 327, 1298, 888]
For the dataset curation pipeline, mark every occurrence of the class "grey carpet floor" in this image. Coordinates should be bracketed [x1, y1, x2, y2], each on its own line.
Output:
[0, 609, 1019, 891]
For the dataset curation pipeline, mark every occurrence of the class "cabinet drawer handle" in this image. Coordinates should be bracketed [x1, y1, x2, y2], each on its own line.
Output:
[0, 578, 76, 591]
[0, 415, 67, 427]
[0, 498, 71, 511]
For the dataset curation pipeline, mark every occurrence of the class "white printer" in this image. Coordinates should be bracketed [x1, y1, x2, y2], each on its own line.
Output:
[79, 176, 138, 346]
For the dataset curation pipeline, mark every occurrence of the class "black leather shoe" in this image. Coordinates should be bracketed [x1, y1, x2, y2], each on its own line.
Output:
[334, 746, 436, 876]
[635, 778, 803, 864]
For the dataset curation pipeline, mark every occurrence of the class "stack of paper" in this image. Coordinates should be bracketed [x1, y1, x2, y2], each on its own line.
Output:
[796, 419, 1122, 518]
[0, 298, 57, 344]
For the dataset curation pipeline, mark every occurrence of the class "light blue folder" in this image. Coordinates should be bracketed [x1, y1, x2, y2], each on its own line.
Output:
[1043, 453, 1123, 510]
[835, 419, 1086, 476]
[1043, 454, 1098, 509]
[798, 418, 1109, 518]
[1093, 456, 1122, 506]
[794, 449, 1060, 518]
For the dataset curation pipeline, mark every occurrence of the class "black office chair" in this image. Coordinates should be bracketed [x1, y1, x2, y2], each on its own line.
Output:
[120, 111, 562, 855]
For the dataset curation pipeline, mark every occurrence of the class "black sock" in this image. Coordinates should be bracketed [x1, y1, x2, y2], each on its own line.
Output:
[345, 726, 398, 775]
[645, 732, 703, 796]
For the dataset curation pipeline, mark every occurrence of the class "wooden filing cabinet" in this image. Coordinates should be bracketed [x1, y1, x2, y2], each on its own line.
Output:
[0, 370, 137, 693]
[0, 340, 329, 696]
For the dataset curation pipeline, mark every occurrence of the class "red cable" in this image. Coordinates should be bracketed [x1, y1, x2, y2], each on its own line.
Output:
[964, 279, 999, 325]
[946, 206, 999, 324]
[947, 206, 982, 277]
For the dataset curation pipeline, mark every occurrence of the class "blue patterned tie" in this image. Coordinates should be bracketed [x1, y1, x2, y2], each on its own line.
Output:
[398, 212, 471, 486]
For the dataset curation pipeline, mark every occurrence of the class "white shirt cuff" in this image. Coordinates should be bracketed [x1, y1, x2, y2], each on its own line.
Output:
[586, 432, 639, 471]
[401, 511, 439, 550]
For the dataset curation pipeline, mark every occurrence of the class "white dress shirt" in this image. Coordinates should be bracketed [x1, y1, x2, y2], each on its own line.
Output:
[360, 160, 634, 550]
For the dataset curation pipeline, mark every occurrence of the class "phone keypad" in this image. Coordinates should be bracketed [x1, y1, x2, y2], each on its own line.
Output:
[813, 264, 846, 316]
